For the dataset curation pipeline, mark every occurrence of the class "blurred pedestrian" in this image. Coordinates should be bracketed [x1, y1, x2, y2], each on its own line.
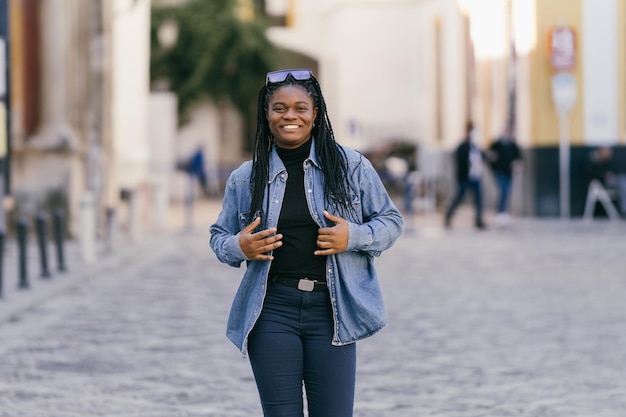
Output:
[587, 146, 617, 189]
[488, 125, 521, 226]
[585, 146, 623, 216]
[444, 120, 486, 229]
[187, 147, 209, 196]
[209, 68, 403, 417]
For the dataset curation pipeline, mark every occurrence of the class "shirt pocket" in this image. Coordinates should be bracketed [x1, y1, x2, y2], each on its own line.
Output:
[328, 191, 362, 223]
[239, 209, 266, 232]
[239, 211, 251, 231]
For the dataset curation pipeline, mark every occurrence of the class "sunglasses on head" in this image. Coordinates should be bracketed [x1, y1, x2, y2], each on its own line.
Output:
[265, 68, 313, 86]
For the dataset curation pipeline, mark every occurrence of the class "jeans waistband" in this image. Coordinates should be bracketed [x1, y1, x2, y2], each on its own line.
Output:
[271, 275, 328, 292]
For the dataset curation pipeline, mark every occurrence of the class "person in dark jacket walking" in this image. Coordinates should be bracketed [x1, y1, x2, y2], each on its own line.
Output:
[444, 121, 486, 229]
[488, 126, 521, 226]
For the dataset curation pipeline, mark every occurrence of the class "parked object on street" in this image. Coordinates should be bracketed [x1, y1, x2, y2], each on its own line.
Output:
[16, 218, 29, 289]
[0, 232, 4, 298]
[210, 68, 403, 417]
[0, 210, 70, 303]
[0, 210, 69, 303]
[35, 213, 51, 279]
[53, 209, 67, 272]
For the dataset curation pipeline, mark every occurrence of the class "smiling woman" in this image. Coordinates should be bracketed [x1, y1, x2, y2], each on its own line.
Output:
[266, 85, 319, 149]
[209, 68, 403, 417]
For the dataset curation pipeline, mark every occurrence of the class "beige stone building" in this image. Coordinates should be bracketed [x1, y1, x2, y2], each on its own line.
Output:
[6, 0, 159, 258]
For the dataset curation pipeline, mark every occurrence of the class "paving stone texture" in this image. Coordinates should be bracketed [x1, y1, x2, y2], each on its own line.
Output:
[0, 201, 625, 417]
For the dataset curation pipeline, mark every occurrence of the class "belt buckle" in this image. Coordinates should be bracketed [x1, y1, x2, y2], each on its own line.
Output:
[297, 278, 315, 292]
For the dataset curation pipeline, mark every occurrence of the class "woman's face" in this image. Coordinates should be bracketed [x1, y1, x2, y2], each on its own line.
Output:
[266, 85, 318, 149]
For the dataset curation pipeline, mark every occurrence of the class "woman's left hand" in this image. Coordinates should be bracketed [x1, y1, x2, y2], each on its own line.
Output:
[315, 211, 349, 255]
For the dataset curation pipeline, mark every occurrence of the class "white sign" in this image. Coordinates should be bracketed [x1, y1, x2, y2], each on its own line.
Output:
[549, 26, 576, 70]
[551, 73, 577, 116]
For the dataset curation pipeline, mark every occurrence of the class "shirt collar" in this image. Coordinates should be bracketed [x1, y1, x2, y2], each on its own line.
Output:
[269, 137, 320, 181]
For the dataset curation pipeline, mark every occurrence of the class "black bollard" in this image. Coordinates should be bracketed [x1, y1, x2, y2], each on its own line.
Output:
[17, 218, 29, 289]
[0, 232, 4, 298]
[36, 213, 51, 279]
[53, 209, 66, 272]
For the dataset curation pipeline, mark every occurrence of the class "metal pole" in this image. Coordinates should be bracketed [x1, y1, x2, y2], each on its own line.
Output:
[36, 213, 50, 278]
[17, 218, 28, 289]
[104, 207, 116, 253]
[184, 173, 194, 231]
[53, 209, 66, 272]
[0, 0, 10, 296]
[559, 114, 570, 219]
[0, 167, 4, 297]
[79, 191, 96, 263]
[0, 231, 4, 298]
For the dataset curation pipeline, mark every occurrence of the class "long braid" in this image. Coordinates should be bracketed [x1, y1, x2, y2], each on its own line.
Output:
[248, 73, 358, 225]
[248, 85, 271, 226]
[308, 77, 357, 218]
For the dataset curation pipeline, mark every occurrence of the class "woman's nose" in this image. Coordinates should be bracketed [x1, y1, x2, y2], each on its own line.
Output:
[283, 108, 297, 119]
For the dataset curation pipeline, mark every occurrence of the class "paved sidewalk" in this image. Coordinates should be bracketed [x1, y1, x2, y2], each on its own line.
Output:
[0, 201, 625, 416]
[0, 199, 221, 324]
[0, 234, 88, 324]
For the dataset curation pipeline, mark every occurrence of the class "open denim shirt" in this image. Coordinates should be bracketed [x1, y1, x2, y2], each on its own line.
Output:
[209, 139, 403, 357]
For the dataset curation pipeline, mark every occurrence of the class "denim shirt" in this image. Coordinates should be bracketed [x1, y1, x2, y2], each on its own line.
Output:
[209, 139, 403, 357]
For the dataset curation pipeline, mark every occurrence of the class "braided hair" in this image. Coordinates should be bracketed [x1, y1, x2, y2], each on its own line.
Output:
[248, 73, 357, 225]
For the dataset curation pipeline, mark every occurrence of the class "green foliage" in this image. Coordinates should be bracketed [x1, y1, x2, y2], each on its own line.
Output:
[150, 0, 278, 125]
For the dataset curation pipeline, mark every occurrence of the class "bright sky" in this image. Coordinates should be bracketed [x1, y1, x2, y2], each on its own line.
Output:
[460, 0, 537, 59]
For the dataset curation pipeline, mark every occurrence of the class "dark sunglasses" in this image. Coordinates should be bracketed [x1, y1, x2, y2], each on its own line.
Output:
[265, 68, 313, 85]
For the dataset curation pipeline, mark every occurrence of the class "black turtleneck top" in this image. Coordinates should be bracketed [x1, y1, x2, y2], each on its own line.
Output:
[269, 139, 326, 281]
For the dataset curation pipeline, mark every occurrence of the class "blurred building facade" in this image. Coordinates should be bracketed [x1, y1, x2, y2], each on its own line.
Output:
[265, 0, 626, 217]
[9, 0, 100, 236]
[6, 0, 167, 250]
[152, 0, 255, 202]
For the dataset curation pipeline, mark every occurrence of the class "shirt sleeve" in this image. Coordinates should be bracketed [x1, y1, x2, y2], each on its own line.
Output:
[209, 174, 248, 267]
[345, 155, 403, 256]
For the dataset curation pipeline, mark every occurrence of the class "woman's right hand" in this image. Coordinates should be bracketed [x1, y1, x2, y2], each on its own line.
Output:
[239, 217, 283, 261]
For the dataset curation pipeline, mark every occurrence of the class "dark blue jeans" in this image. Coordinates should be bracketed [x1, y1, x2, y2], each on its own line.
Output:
[445, 178, 484, 225]
[495, 172, 513, 213]
[248, 282, 356, 417]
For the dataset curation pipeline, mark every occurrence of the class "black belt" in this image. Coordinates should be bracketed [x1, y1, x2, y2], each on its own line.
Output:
[271, 275, 328, 292]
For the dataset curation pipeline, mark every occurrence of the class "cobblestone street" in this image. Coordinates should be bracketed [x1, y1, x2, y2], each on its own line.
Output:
[0, 201, 625, 417]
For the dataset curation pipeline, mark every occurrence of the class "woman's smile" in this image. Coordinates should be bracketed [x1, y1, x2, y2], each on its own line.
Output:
[267, 85, 318, 149]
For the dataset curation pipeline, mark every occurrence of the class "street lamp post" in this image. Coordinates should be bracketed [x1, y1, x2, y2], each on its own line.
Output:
[548, 25, 577, 219]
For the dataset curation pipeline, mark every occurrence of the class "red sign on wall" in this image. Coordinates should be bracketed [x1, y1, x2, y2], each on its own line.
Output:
[548, 26, 576, 70]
